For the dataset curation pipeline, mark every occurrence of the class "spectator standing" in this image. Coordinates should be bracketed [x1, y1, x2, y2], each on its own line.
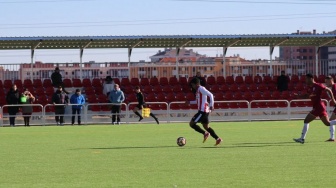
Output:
[109, 84, 125, 125]
[70, 89, 85, 125]
[103, 76, 115, 96]
[51, 67, 69, 94]
[6, 84, 21, 127]
[277, 71, 289, 92]
[21, 88, 35, 127]
[52, 85, 69, 126]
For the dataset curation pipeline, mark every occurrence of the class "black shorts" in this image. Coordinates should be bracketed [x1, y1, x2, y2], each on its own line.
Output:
[191, 111, 209, 124]
[136, 104, 146, 109]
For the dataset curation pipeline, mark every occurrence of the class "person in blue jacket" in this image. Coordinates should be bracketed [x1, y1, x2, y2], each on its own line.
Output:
[109, 84, 125, 125]
[70, 89, 85, 125]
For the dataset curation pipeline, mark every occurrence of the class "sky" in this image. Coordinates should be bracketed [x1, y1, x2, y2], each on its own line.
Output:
[0, 0, 336, 64]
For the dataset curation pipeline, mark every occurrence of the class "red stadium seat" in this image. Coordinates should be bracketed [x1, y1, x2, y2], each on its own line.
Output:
[23, 79, 33, 88]
[225, 76, 234, 85]
[291, 75, 299, 83]
[252, 92, 262, 100]
[120, 78, 130, 86]
[42, 79, 52, 88]
[299, 75, 306, 84]
[63, 79, 72, 87]
[92, 78, 102, 88]
[143, 85, 152, 94]
[262, 91, 272, 100]
[145, 93, 157, 102]
[258, 84, 268, 92]
[242, 92, 253, 102]
[235, 76, 244, 85]
[216, 76, 225, 85]
[162, 85, 173, 93]
[97, 94, 108, 103]
[150, 77, 159, 86]
[45, 87, 55, 96]
[4, 80, 13, 89]
[317, 75, 325, 83]
[166, 93, 176, 103]
[14, 80, 23, 88]
[113, 78, 120, 85]
[271, 91, 281, 100]
[178, 77, 188, 86]
[214, 93, 224, 101]
[140, 78, 150, 86]
[254, 75, 262, 84]
[152, 85, 162, 93]
[233, 92, 243, 100]
[85, 87, 95, 96]
[244, 76, 253, 84]
[169, 77, 178, 85]
[172, 85, 182, 93]
[263, 75, 272, 84]
[249, 84, 258, 92]
[272, 76, 278, 84]
[0, 80, 3, 88]
[208, 85, 219, 93]
[159, 77, 169, 86]
[228, 85, 239, 93]
[156, 93, 166, 102]
[72, 79, 82, 87]
[207, 76, 216, 85]
[125, 93, 137, 103]
[130, 78, 140, 86]
[186, 93, 195, 101]
[175, 92, 186, 101]
[223, 92, 233, 101]
[239, 84, 248, 92]
[82, 78, 92, 87]
[221, 85, 230, 92]
[32, 79, 42, 88]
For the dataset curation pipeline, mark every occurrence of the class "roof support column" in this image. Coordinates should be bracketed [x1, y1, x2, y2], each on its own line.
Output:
[128, 48, 132, 79]
[316, 46, 319, 76]
[30, 40, 42, 80]
[128, 39, 143, 79]
[223, 47, 228, 77]
[176, 47, 180, 77]
[79, 40, 92, 81]
[270, 46, 275, 76]
[223, 38, 241, 77]
[80, 48, 84, 81]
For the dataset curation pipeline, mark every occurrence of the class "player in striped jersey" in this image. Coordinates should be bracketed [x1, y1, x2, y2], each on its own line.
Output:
[186, 78, 222, 146]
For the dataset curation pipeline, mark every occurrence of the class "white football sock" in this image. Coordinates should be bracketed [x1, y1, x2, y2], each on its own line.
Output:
[301, 123, 309, 139]
[330, 125, 335, 140]
[330, 120, 336, 126]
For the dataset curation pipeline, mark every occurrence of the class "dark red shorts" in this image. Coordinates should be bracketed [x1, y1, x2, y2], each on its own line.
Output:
[310, 103, 328, 118]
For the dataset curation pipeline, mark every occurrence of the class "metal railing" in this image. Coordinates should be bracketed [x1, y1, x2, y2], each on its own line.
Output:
[0, 99, 332, 127]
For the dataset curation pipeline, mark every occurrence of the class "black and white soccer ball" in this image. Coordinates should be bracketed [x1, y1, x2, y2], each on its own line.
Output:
[177, 137, 186, 147]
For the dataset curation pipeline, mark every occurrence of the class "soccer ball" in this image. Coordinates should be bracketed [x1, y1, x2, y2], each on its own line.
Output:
[177, 137, 186, 147]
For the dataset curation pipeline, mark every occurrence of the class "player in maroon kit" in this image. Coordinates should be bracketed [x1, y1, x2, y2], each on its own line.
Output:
[324, 75, 336, 142]
[293, 73, 336, 144]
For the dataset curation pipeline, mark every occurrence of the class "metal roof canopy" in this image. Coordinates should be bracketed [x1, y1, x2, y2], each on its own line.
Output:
[0, 34, 336, 49]
[1, 34, 336, 80]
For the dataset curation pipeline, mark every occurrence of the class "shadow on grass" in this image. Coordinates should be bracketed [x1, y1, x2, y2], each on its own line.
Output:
[72, 141, 302, 150]
[88, 146, 177, 150]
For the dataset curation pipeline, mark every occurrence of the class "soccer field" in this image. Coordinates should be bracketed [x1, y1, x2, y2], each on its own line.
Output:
[0, 121, 335, 188]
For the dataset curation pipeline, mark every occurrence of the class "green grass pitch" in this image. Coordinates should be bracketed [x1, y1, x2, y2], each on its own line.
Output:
[0, 121, 335, 188]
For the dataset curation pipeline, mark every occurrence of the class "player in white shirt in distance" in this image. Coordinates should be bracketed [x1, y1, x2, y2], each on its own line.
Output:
[185, 77, 222, 146]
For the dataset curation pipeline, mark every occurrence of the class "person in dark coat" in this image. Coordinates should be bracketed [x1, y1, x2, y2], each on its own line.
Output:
[277, 71, 289, 92]
[52, 85, 69, 125]
[51, 67, 69, 94]
[6, 84, 21, 127]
